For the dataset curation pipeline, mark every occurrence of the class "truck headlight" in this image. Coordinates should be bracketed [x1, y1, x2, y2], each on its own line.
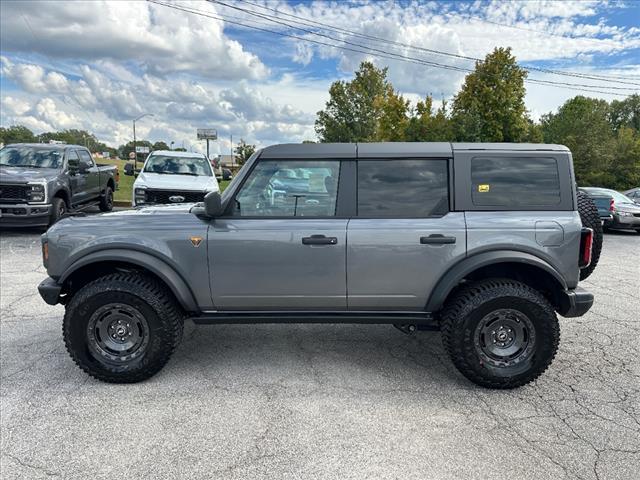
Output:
[617, 211, 633, 217]
[28, 183, 46, 204]
[134, 188, 146, 205]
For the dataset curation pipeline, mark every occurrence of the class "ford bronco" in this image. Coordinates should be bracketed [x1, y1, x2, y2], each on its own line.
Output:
[37, 143, 601, 388]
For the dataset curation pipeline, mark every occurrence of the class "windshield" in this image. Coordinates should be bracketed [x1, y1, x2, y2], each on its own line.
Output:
[584, 188, 634, 204]
[143, 155, 212, 176]
[0, 146, 64, 169]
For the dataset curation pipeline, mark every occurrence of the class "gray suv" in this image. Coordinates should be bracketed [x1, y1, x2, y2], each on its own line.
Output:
[38, 143, 597, 388]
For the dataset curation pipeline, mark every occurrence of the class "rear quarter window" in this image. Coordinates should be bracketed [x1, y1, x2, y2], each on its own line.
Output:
[471, 157, 561, 207]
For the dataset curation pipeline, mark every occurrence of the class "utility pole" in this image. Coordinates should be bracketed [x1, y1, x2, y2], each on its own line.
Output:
[230, 134, 233, 167]
[132, 113, 153, 170]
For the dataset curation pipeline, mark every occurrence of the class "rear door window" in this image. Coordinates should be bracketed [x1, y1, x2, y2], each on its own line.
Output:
[471, 157, 561, 207]
[357, 159, 448, 217]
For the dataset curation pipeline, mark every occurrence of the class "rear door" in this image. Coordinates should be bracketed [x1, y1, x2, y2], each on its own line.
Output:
[208, 158, 348, 309]
[77, 149, 100, 200]
[347, 158, 466, 310]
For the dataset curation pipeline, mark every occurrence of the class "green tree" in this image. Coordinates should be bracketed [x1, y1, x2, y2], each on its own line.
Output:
[374, 84, 410, 141]
[611, 126, 640, 189]
[315, 61, 391, 142]
[234, 139, 256, 165]
[405, 97, 453, 141]
[609, 94, 640, 132]
[152, 141, 170, 151]
[0, 125, 37, 144]
[541, 96, 615, 186]
[451, 47, 529, 142]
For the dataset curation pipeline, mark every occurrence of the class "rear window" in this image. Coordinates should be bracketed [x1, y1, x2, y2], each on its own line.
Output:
[471, 157, 561, 207]
[357, 159, 449, 217]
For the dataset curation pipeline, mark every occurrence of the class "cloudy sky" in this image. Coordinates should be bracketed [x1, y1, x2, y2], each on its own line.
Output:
[1, 0, 639, 154]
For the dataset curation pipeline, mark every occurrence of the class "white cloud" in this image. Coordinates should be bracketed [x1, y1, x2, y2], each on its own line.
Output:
[0, 0, 268, 80]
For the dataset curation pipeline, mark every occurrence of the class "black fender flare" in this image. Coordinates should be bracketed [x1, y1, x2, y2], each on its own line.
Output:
[425, 250, 568, 312]
[59, 249, 199, 312]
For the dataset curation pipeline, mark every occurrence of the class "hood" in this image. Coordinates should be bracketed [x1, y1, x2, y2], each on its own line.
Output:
[0, 166, 60, 183]
[134, 172, 218, 192]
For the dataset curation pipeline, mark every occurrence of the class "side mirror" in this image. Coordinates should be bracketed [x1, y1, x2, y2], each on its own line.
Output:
[204, 191, 223, 217]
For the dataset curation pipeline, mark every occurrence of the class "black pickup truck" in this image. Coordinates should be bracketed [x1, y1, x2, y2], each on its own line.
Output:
[0, 143, 118, 228]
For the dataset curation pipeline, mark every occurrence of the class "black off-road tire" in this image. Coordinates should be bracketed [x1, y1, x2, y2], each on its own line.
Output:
[440, 279, 560, 389]
[99, 186, 114, 212]
[577, 190, 603, 280]
[63, 273, 184, 383]
[49, 196, 67, 226]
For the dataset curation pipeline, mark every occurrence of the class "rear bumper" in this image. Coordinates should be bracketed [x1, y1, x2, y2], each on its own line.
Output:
[0, 203, 51, 227]
[558, 287, 594, 318]
[38, 277, 62, 305]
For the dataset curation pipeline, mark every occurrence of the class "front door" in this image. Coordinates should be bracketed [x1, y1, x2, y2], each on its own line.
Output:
[208, 159, 347, 310]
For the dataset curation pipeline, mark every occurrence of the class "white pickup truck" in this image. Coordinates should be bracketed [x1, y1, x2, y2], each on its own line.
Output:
[129, 150, 219, 207]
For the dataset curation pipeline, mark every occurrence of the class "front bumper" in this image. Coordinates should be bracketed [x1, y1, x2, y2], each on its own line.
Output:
[0, 203, 51, 227]
[38, 277, 62, 305]
[558, 287, 594, 318]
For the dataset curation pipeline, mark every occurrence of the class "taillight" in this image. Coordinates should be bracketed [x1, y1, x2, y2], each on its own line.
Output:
[609, 198, 615, 212]
[579, 228, 594, 268]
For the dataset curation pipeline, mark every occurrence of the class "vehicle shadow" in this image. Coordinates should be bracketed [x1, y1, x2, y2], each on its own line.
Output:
[168, 322, 465, 390]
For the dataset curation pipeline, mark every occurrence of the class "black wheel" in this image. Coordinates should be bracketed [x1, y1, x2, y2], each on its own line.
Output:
[577, 191, 603, 280]
[440, 279, 559, 389]
[49, 197, 67, 226]
[63, 273, 184, 383]
[99, 186, 114, 212]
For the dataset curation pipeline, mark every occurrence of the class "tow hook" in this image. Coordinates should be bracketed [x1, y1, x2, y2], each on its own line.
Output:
[394, 324, 417, 335]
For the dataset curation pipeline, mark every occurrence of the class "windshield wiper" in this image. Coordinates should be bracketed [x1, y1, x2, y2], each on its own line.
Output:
[0, 163, 43, 168]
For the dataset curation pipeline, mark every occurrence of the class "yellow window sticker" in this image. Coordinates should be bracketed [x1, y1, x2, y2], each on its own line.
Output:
[478, 184, 490, 193]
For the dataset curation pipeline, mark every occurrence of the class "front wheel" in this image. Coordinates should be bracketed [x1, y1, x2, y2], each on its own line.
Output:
[63, 273, 184, 383]
[440, 279, 559, 389]
[49, 197, 67, 226]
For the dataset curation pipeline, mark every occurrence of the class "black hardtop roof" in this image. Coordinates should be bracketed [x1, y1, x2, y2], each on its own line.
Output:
[258, 142, 569, 159]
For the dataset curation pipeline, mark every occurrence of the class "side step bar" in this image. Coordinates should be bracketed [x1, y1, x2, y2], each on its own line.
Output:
[188, 310, 437, 327]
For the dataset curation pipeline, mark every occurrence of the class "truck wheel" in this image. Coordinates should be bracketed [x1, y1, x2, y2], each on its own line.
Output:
[99, 186, 114, 212]
[49, 197, 67, 226]
[440, 279, 559, 389]
[63, 273, 184, 383]
[577, 190, 603, 280]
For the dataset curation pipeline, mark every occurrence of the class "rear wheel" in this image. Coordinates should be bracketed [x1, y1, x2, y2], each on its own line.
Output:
[99, 186, 114, 212]
[63, 273, 184, 383]
[441, 279, 559, 389]
[577, 190, 603, 280]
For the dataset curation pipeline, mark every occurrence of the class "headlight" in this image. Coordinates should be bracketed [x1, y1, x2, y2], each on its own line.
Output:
[617, 211, 633, 217]
[28, 183, 46, 204]
[134, 187, 146, 204]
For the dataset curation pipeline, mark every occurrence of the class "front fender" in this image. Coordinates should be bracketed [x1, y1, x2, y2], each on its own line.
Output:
[425, 250, 568, 312]
[59, 249, 199, 312]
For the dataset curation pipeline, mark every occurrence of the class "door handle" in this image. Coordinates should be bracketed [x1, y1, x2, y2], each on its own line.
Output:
[302, 234, 338, 245]
[420, 234, 456, 245]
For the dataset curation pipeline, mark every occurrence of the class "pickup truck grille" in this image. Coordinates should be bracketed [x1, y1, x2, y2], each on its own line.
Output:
[145, 189, 206, 204]
[0, 184, 29, 204]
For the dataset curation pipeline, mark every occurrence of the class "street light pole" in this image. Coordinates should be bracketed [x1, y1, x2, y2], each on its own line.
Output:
[132, 113, 154, 170]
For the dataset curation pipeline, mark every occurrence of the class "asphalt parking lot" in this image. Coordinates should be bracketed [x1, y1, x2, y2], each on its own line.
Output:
[1, 226, 638, 480]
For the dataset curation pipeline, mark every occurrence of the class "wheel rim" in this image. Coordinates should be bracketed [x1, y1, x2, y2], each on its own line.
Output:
[58, 203, 66, 217]
[474, 308, 536, 368]
[87, 303, 149, 363]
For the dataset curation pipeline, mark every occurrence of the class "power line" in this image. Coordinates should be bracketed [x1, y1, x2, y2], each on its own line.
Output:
[233, 0, 640, 86]
[148, 0, 634, 97]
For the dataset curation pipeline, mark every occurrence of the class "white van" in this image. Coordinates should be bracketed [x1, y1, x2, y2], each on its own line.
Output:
[132, 150, 219, 207]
